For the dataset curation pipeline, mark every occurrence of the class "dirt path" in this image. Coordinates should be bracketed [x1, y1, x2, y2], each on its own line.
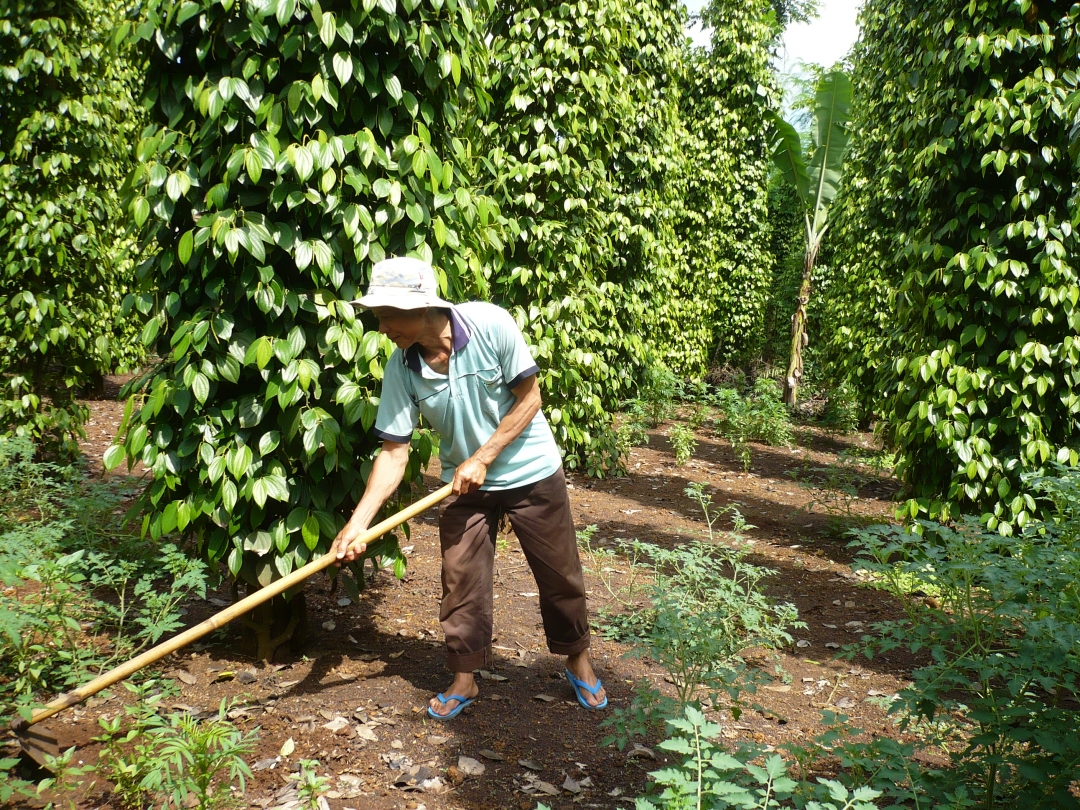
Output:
[38, 392, 921, 810]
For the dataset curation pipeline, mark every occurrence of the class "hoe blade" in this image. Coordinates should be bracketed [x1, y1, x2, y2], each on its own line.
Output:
[17, 723, 59, 769]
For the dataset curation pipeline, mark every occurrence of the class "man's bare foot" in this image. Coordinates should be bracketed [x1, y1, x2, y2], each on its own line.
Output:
[428, 671, 479, 717]
[565, 651, 606, 707]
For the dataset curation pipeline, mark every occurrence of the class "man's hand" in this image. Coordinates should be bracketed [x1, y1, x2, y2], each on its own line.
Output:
[333, 517, 371, 563]
[452, 455, 488, 495]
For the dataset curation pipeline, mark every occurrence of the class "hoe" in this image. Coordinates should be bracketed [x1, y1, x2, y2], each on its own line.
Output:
[9, 483, 453, 768]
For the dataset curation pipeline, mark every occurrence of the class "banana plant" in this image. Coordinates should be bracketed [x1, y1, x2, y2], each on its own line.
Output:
[771, 70, 853, 406]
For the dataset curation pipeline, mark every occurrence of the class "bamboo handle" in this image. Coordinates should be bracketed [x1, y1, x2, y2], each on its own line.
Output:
[12, 483, 453, 732]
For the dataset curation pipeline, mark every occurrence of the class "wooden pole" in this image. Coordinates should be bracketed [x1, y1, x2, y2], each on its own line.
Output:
[11, 483, 453, 733]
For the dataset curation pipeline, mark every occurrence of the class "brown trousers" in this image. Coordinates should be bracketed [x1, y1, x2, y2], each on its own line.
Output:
[438, 468, 591, 671]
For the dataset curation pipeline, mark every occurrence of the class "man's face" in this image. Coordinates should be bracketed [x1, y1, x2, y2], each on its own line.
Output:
[372, 307, 425, 349]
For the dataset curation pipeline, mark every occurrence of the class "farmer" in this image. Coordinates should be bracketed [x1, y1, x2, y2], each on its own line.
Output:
[332, 256, 606, 720]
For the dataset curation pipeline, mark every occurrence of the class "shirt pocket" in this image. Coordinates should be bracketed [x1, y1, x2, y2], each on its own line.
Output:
[416, 381, 452, 429]
[460, 366, 507, 423]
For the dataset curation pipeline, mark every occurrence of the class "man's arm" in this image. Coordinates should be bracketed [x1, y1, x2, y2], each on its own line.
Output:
[333, 439, 411, 562]
[452, 373, 542, 495]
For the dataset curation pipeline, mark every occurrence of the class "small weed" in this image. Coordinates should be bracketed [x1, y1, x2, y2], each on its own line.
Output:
[0, 439, 209, 716]
[787, 455, 872, 534]
[817, 382, 861, 435]
[709, 379, 793, 470]
[628, 706, 882, 810]
[599, 485, 802, 747]
[845, 485, 1080, 807]
[293, 760, 331, 810]
[667, 423, 697, 465]
[96, 685, 256, 810]
[615, 415, 649, 458]
[576, 525, 645, 610]
[686, 402, 710, 430]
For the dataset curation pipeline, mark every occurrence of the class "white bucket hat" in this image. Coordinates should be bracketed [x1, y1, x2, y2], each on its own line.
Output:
[354, 257, 454, 310]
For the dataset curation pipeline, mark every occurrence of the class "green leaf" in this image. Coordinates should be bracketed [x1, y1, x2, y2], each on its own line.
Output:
[133, 196, 150, 227]
[256, 336, 273, 369]
[385, 74, 403, 103]
[103, 444, 126, 471]
[192, 373, 210, 403]
[332, 53, 353, 87]
[769, 116, 809, 208]
[245, 149, 263, 183]
[319, 12, 337, 47]
[302, 514, 320, 550]
[178, 230, 194, 265]
[806, 71, 853, 233]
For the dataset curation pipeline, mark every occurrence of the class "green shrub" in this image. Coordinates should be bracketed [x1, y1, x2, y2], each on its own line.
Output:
[668, 423, 697, 465]
[598, 483, 801, 731]
[847, 477, 1080, 806]
[0, 0, 145, 457]
[633, 707, 882, 810]
[0, 438, 208, 715]
[817, 381, 860, 435]
[110, 0, 494, 657]
[658, 0, 777, 371]
[711, 379, 794, 470]
[96, 684, 256, 810]
[823, 0, 1080, 533]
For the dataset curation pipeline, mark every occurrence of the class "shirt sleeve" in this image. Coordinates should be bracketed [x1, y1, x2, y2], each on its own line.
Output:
[489, 306, 540, 389]
[373, 351, 418, 444]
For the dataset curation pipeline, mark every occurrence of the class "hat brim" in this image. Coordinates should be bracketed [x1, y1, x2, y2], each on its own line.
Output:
[353, 290, 455, 310]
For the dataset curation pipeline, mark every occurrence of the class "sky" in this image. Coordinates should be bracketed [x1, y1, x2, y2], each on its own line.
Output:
[685, 0, 863, 72]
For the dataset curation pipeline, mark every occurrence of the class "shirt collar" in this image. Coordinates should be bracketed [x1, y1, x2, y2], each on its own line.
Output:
[403, 306, 471, 373]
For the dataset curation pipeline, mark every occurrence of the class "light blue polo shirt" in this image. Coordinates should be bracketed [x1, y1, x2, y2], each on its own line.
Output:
[373, 302, 562, 490]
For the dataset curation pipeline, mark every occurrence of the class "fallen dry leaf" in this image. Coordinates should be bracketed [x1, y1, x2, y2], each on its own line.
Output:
[457, 756, 485, 777]
[533, 694, 556, 702]
[478, 749, 504, 761]
[322, 717, 350, 733]
[279, 738, 295, 757]
[518, 759, 542, 771]
[177, 671, 197, 685]
[355, 725, 379, 742]
[562, 776, 581, 794]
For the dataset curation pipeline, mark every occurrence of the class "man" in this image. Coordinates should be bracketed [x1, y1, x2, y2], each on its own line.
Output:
[332, 256, 606, 719]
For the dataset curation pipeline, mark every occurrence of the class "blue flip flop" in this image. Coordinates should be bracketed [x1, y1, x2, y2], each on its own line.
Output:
[427, 693, 475, 720]
[565, 668, 608, 710]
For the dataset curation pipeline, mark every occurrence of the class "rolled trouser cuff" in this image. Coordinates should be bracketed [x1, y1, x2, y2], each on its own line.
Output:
[547, 630, 590, 657]
[446, 646, 492, 673]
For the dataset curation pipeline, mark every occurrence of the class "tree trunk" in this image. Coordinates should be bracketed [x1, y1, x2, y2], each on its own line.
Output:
[237, 587, 308, 662]
[783, 247, 816, 407]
